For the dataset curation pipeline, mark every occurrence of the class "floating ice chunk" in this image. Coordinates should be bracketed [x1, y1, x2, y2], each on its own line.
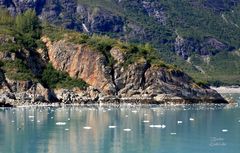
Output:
[125, 115, 128, 118]
[11, 120, 15, 123]
[28, 116, 34, 118]
[144, 114, 148, 116]
[143, 120, 150, 123]
[222, 129, 228, 132]
[83, 126, 92, 129]
[149, 125, 165, 128]
[56, 122, 66, 125]
[170, 133, 177, 135]
[132, 110, 137, 113]
[108, 126, 117, 129]
[31, 120, 34, 122]
[123, 128, 131, 132]
[51, 117, 54, 119]
[68, 118, 70, 121]
[108, 109, 111, 111]
[37, 120, 41, 123]
[65, 128, 69, 131]
[177, 121, 183, 124]
[238, 120, 240, 123]
[149, 125, 156, 128]
[189, 118, 194, 121]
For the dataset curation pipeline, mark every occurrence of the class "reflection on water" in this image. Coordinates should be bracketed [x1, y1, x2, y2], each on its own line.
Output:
[0, 103, 240, 153]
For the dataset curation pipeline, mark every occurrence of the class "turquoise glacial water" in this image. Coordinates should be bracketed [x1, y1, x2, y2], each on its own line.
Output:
[0, 95, 240, 153]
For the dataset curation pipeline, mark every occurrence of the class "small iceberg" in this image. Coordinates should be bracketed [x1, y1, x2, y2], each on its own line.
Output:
[108, 126, 117, 129]
[83, 126, 92, 130]
[177, 121, 183, 124]
[149, 125, 166, 128]
[132, 110, 137, 113]
[11, 120, 15, 123]
[37, 120, 41, 123]
[28, 116, 34, 118]
[143, 120, 150, 123]
[170, 133, 177, 135]
[222, 129, 228, 132]
[189, 118, 194, 121]
[68, 118, 71, 121]
[123, 128, 131, 132]
[56, 122, 66, 125]
[65, 128, 69, 131]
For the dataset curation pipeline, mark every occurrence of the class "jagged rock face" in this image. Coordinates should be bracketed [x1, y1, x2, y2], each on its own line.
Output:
[141, 1, 167, 25]
[77, 5, 124, 33]
[174, 35, 229, 59]
[43, 37, 226, 103]
[0, 76, 52, 104]
[42, 37, 116, 95]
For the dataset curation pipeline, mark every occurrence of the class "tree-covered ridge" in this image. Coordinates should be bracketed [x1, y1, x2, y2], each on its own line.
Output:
[0, 9, 88, 89]
[1, 9, 177, 89]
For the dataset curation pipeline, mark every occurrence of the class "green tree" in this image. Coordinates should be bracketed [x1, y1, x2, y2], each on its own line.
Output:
[15, 9, 42, 50]
[15, 9, 41, 39]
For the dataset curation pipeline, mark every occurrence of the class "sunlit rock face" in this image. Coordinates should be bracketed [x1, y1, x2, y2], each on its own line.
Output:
[43, 37, 227, 104]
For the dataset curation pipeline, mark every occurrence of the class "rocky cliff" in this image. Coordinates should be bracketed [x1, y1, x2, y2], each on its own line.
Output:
[0, 8, 229, 106]
[40, 36, 227, 104]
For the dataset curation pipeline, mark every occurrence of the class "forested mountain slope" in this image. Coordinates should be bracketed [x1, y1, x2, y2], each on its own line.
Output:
[1, 0, 240, 85]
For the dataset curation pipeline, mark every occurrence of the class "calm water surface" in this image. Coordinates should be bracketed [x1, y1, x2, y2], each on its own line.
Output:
[0, 94, 240, 153]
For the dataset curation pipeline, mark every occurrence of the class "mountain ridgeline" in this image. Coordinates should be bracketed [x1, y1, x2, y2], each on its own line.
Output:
[0, 8, 227, 105]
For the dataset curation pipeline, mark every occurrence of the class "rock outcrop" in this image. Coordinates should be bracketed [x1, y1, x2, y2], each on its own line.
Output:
[42, 37, 227, 104]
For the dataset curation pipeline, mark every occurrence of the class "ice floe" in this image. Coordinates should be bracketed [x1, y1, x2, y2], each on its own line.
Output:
[123, 128, 131, 132]
[143, 120, 150, 123]
[83, 126, 92, 129]
[222, 129, 228, 132]
[28, 116, 34, 118]
[189, 118, 194, 121]
[170, 133, 177, 135]
[177, 121, 183, 124]
[149, 124, 166, 128]
[56, 122, 66, 125]
[108, 126, 117, 129]
[65, 128, 69, 131]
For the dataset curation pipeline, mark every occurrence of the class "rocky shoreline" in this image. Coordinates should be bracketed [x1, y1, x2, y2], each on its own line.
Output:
[0, 87, 228, 107]
[0, 36, 228, 107]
